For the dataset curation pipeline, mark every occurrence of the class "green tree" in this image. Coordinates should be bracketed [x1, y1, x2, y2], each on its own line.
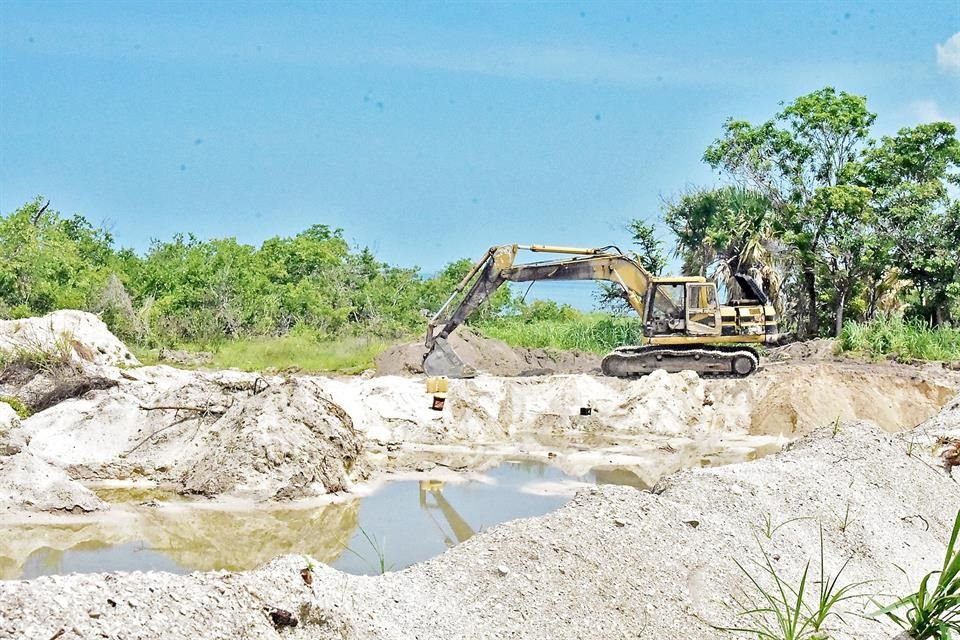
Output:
[704, 87, 876, 336]
[857, 122, 960, 325]
[0, 197, 115, 317]
[597, 220, 667, 313]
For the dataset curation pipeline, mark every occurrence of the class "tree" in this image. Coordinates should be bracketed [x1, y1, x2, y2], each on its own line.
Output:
[596, 220, 666, 313]
[857, 122, 960, 325]
[0, 197, 114, 317]
[704, 87, 876, 336]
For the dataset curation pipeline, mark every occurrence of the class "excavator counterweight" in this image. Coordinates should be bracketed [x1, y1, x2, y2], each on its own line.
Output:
[424, 244, 780, 378]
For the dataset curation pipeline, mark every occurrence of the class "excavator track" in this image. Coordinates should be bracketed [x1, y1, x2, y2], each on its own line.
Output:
[600, 344, 760, 378]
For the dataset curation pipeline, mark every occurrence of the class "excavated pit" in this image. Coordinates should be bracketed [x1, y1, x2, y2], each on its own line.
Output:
[1, 359, 955, 581]
[1, 313, 958, 594]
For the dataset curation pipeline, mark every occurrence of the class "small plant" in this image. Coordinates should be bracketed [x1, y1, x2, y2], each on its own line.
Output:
[758, 513, 811, 540]
[0, 396, 30, 419]
[838, 504, 852, 534]
[0, 331, 76, 379]
[342, 527, 392, 574]
[300, 557, 314, 585]
[873, 509, 960, 639]
[831, 417, 841, 438]
[720, 527, 867, 640]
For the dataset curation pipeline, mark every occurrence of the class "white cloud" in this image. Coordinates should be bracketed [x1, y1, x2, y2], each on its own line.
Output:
[936, 32, 960, 74]
[909, 99, 947, 122]
[906, 99, 959, 126]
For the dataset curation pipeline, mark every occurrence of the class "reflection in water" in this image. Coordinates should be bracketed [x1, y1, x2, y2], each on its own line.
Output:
[419, 480, 475, 546]
[5, 460, 647, 579]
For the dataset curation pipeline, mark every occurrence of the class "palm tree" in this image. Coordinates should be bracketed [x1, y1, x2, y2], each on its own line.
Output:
[665, 187, 785, 313]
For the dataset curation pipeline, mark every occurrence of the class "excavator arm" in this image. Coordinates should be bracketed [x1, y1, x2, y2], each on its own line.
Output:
[424, 244, 655, 377]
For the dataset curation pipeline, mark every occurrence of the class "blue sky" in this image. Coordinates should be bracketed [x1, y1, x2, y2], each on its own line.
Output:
[1, 0, 958, 277]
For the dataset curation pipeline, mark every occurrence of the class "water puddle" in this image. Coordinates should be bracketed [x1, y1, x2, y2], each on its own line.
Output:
[2, 460, 645, 579]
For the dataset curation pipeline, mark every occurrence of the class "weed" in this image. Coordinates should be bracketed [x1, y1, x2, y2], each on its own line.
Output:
[342, 527, 392, 574]
[721, 527, 867, 639]
[873, 509, 960, 639]
[476, 314, 645, 354]
[0, 329, 77, 378]
[831, 417, 841, 438]
[838, 504, 852, 534]
[758, 513, 812, 540]
[0, 395, 30, 418]
[838, 315, 960, 362]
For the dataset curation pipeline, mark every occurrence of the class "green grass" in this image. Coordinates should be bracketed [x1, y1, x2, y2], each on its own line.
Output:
[133, 334, 397, 374]
[476, 314, 645, 354]
[0, 396, 30, 418]
[721, 527, 867, 640]
[838, 316, 960, 361]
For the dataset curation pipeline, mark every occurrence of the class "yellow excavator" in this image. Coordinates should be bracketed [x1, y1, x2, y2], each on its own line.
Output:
[424, 244, 780, 378]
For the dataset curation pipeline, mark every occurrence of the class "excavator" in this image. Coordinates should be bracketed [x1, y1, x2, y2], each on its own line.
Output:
[423, 244, 780, 378]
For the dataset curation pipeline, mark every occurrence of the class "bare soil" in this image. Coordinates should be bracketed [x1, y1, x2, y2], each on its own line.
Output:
[375, 328, 601, 376]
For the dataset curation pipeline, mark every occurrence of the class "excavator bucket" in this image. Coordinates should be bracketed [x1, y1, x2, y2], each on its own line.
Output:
[423, 337, 476, 378]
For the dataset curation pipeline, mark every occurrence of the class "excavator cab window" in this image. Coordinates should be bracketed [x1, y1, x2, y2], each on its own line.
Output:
[647, 283, 687, 335]
[685, 283, 721, 335]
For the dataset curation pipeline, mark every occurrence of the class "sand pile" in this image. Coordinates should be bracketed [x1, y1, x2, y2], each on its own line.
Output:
[376, 329, 600, 376]
[179, 378, 365, 499]
[22, 367, 367, 499]
[0, 310, 138, 367]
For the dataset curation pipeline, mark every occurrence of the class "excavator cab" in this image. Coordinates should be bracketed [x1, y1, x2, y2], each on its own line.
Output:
[644, 281, 721, 337]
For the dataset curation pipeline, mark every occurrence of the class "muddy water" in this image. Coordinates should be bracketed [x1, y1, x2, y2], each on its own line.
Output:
[2, 461, 645, 580]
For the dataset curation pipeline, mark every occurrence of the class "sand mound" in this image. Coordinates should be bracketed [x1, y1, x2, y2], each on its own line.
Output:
[0, 451, 104, 513]
[726, 363, 957, 436]
[376, 329, 600, 377]
[180, 378, 365, 499]
[23, 367, 367, 499]
[766, 338, 839, 361]
[0, 310, 138, 367]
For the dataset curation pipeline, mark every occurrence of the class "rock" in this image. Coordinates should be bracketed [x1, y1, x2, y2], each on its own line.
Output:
[496, 565, 509, 577]
[613, 518, 628, 527]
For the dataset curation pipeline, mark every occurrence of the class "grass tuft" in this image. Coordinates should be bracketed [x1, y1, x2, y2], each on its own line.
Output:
[720, 526, 868, 639]
[0, 395, 30, 418]
[342, 526, 392, 574]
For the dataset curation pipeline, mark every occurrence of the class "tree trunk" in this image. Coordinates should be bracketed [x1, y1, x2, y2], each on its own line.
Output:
[834, 289, 846, 337]
[803, 266, 818, 337]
